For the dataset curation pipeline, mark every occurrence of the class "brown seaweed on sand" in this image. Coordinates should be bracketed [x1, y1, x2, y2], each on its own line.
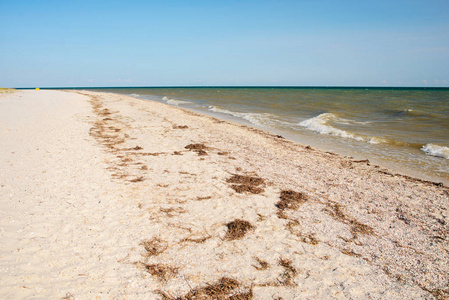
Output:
[325, 203, 374, 237]
[185, 143, 207, 151]
[185, 143, 208, 156]
[278, 258, 298, 286]
[173, 125, 189, 129]
[225, 219, 255, 240]
[275, 190, 308, 211]
[227, 174, 265, 194]
[141, 237, 168, 257]
[159, 277, 253, 300]
[142, 263, 178, 282]
[252, 257, 270, 270]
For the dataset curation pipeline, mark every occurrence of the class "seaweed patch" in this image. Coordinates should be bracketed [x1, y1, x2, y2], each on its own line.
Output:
[275, 190, 308, 211]
[185, 143, 208, 156]
[227, 174, 265, 194]
[278, 258, 298, 286]
[142, 263, 179, 282]
[225, 219, 255, 240]
[167, 277, 253, 300]
[141, 237, 168, 257]
[325, 203, 374, 238]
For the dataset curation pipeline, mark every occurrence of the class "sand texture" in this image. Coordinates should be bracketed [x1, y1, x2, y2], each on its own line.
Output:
[0, 90, 448, 299]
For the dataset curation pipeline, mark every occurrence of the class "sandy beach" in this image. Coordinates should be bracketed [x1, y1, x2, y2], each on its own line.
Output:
[0, 89, 448, 299]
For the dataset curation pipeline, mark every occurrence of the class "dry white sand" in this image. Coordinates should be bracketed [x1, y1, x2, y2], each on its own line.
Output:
[0, 90, 448, 299]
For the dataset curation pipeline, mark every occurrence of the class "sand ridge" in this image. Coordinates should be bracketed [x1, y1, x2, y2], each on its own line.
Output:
[0, 90, 448, 299]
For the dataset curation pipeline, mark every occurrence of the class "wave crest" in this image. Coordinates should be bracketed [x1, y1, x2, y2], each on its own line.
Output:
[299, 113, 430, 150]
[208, 105, 279, 127]
[162, 96, 190, 106]
[299, 113, 364, 141]
[166, 99, 190, 105]
[421, 144, 449, 159]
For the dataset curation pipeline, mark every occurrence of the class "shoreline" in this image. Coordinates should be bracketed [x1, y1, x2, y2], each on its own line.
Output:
[112, 90, 449, 187]
[1, 90, 448, 299]
[146, 95, 449, 188]
[184, 108, 449, 187]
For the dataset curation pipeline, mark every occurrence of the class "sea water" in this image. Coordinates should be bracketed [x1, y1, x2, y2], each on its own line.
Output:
[92, 87, 449, 185]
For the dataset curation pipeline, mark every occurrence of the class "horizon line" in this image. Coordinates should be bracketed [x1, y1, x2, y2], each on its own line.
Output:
[14, 85, 449, 90]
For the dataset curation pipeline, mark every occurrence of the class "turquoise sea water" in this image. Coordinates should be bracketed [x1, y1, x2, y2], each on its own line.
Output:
[91, 87, 449, 184]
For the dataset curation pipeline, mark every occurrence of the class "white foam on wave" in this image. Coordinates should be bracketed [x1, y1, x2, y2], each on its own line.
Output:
[162, 96, 190, 106]
[299, 113, 364, 141]
[421, 144, 449, 159]
[208, 106, 239, 116]
[166, 99, 190, 106]
[208, 105, 280, 127]
[130, 93, 140, 97]
[368, 137, 388, 144]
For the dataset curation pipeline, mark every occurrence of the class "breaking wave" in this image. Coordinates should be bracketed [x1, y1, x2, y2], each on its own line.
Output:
[367, 137, 422, 148]
[421, 144, 449, 159]
[299, 113, 365, 141]
[162, 96, 191, 106]
[208, 105, 285, 128]
[298, 113, 428, 150]
[166, 99, 190, 105]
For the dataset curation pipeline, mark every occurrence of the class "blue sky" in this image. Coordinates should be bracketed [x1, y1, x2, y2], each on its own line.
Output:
[1, 0, 448, 87]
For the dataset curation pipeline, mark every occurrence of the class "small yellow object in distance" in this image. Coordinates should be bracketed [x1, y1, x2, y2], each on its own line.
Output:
[35, 88, 40, 90]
